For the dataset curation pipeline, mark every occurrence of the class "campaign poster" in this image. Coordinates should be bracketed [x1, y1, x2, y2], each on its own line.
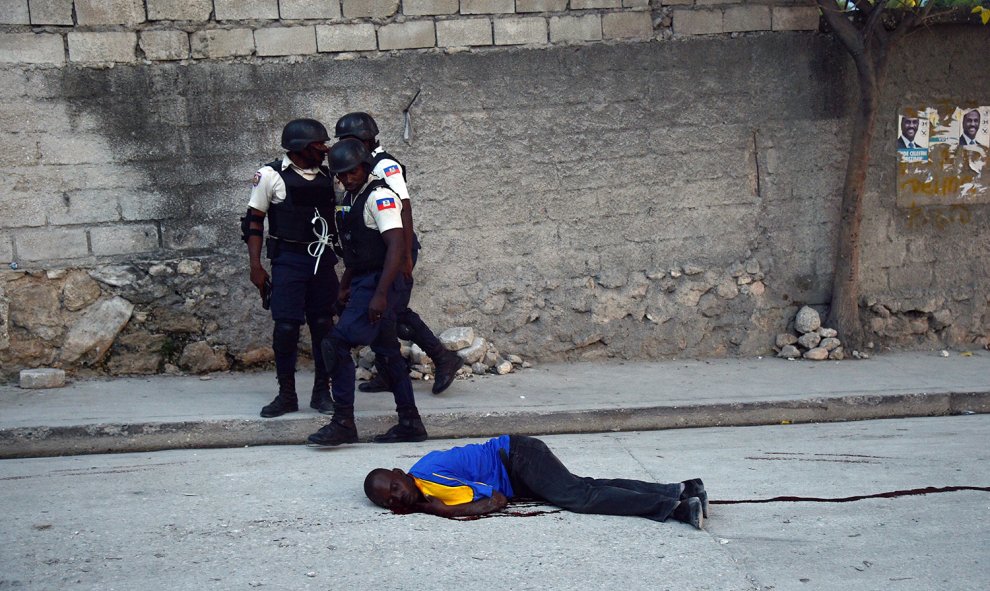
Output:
[896, 105, 990, 208]
[953, 106, 990, 151]
[896, 114, 929, 163]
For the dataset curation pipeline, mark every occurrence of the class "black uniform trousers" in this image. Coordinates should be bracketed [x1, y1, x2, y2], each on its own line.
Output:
[269, 242, 339, 377]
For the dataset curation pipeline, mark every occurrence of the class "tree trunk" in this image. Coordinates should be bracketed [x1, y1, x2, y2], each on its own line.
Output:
[818, 2, 947, 350]
[826, 50, 887, 349]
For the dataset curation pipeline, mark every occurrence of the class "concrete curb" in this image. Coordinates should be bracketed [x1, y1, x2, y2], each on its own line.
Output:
[2, 390, 988, 459]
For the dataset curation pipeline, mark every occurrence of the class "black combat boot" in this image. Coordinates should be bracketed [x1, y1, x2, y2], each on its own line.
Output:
[681, 478, 708, 518]
[670, 497, 704, 530]
[358, 357, 393, 393]
[307, 404, 358, 446]
[431, 350, 463, 395]
[309, 370, 333, 414]
[260, 374, 299, 418]
[372, 405, 428, 443]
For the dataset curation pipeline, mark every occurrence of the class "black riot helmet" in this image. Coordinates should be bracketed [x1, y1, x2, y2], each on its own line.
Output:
[334, 112, 379, 141]
[281, 118, 331, 152]
[327, 138, 371, 174]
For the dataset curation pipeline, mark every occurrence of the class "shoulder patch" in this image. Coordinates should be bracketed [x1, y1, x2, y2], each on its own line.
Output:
[376, 196, 397, 211]
[383, 165, 401, 177]
[252, 171, 262, 186]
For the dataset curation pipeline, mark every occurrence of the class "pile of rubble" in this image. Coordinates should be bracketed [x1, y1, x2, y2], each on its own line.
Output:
[355, 326, 531, 384]
[775, 306, 846, 361]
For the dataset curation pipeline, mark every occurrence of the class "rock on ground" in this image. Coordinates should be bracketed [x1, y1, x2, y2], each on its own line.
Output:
[439, 326, 474, 350]
[778, 345, 801, 359]
[19, 368, 66, 389]
[794, 306, 821, 334]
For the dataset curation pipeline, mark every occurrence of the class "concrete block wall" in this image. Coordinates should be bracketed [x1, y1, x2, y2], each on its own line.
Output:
[0, 1, 822, 66]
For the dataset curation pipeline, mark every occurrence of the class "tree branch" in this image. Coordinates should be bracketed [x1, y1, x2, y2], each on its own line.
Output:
[863, 1, 887, 41]
[910, 4, 971, 30]
[818, 0, 864, 55]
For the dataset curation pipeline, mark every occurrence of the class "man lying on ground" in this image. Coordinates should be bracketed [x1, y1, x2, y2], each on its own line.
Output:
[364, 434, 707, 528]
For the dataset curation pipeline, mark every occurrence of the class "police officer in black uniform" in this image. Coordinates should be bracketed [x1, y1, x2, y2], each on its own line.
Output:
[307, 138, 427, 446]
[333, 112, 462, 396]
[241, 119, 339, 418]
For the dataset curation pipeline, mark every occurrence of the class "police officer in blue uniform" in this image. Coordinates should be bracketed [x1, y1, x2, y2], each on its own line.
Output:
[307, 138, 428, 446]
[241, 119, 339, 418]
[333, 112, 462, 396]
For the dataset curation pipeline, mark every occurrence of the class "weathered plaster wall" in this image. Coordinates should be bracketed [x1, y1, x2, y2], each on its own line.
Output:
[859, 26, 990, 351]
[0, 18, 987, 377]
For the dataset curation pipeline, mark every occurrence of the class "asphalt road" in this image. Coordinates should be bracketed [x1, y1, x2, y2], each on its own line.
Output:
[2, 415, 988, 591]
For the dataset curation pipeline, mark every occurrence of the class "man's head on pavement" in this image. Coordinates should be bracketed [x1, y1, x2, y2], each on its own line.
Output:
[328, 138, 372, 193]
[901, 117, 919, 141]
[365, 468, 421, 514]
[962, 109, 980, 141]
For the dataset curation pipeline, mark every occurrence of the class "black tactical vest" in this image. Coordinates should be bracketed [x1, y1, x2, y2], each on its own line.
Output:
[336, 179, 393, 274]
[266, 160, 335, 244]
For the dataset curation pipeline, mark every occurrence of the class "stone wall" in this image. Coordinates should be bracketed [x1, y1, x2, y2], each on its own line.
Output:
[0, 2, 988, 378]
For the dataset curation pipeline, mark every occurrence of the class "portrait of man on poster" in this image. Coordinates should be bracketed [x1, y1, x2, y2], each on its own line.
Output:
[958, 108, 988, 150]
[897, 116, 926, 149]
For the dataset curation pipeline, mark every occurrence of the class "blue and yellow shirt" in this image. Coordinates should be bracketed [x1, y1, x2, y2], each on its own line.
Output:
[408, 435, 514, 505]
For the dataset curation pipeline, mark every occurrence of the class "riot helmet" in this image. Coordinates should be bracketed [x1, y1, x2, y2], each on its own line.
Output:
[281, 118, 331, 152]
[327, 138, 371, 174]
[334, 112, 380, 141]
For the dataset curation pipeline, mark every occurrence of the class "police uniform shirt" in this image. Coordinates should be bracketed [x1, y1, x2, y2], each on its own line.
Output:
[348, 175, 404, 234]
[370, 146, 411, 203]
[248, 155, 329, 212]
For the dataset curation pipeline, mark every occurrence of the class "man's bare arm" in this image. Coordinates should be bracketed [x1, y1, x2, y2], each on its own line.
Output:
[415, 491, 508, 518]
[399, 202, 414, 279]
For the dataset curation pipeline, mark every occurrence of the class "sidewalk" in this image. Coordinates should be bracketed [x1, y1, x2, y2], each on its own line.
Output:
[2, 350, 989, 459]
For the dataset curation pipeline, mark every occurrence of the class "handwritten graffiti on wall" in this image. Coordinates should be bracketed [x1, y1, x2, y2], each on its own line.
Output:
[904, 203, 972, 230]
[896, 105, 989, 208]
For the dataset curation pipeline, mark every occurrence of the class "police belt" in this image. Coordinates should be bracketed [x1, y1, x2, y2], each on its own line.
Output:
[267, 236, 314, 256]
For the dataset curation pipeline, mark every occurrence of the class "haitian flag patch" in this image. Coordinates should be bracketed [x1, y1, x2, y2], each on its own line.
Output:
[376, 197, 396, 211]
[383, 165, 401, 177]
